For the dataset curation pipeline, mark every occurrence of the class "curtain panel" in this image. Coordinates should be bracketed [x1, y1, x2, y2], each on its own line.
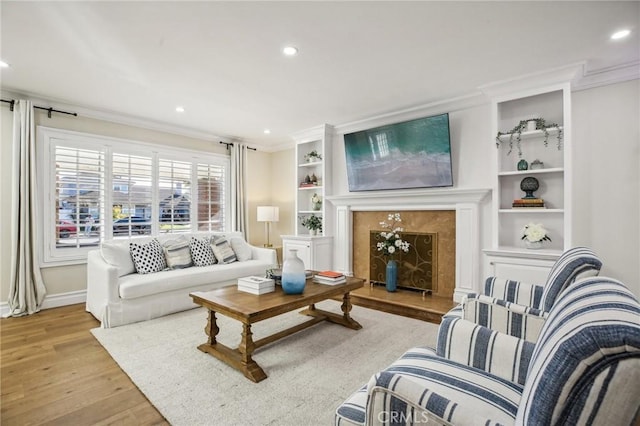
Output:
[230, 143, 248, 235]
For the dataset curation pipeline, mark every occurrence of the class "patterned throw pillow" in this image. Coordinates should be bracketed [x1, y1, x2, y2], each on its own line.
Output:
[130, 239, 167, 274]
[163, 241, 193, 269]
[211, 236, 237, 264]
[190, 236, 217, 267]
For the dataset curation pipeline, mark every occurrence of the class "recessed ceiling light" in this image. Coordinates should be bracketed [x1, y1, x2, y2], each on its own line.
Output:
[283, 46, 298, 56]
[611, 29, 631, 40]
[263, 129, 271, 134]
[0, 60, 10, 68]
[175, 106, 185, 113]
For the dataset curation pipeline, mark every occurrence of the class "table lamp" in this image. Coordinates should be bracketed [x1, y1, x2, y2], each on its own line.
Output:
[257, 206, 279, 247]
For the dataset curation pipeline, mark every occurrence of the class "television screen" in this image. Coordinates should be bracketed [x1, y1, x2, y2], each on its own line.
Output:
[343, 113, 453, 192]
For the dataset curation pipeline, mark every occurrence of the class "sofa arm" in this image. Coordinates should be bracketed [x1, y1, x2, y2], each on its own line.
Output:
[483, 276, 544, 308]
[86, 250, 121, 323]
[462, 294, 548, 342]
[436, 317, 534, 386]
[250, 245, 277, 265]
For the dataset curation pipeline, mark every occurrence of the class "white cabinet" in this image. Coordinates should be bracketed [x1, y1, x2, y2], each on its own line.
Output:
[484, 82, 573, 279]
[293, 124, 333, 236]
[281, 235, 333, 271]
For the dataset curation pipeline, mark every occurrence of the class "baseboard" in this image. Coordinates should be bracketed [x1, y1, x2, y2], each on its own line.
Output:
[0, 290, 87, 317]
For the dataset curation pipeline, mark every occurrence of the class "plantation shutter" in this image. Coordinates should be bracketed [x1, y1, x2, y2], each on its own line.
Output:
[197, 162, 226, 232]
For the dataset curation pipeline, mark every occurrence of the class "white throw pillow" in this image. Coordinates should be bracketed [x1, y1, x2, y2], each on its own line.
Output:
[101, 241, 136, 277]
[211, 236, 237, 264]
[230, 237, 252, 262]
[190, 236, 217, 266]
[163, 241, 193, 269]
[130, 239, 167, 274]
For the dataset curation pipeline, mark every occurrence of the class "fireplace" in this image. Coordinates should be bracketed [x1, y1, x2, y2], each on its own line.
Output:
[369, 231, 437, 291]
[327, 188, 490, 302]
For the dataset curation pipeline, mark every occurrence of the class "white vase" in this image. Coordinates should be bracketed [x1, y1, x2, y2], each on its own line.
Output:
[309, 229, 317, 236]
[527, 120, 537, 132]
[525, 240, 543, 249]
[282, 249, 306, 294]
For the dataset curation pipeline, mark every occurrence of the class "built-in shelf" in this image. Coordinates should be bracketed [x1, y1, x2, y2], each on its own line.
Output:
[498, 167, 564, 176]
[499, 208, 564, 214]
[298, 161, 322, 168]
[298, 185, 323, 191]
[298, 210, 323, 214]
[497, 126, 563, 142]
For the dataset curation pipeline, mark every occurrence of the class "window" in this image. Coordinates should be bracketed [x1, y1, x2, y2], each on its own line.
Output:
[39, 127, 230, 265]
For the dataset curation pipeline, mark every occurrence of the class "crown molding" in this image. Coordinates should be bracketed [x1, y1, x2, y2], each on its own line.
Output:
[572, 60, 640, 92]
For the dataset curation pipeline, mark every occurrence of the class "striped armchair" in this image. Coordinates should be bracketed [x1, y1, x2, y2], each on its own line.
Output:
[445, 247, 603, 342]
[335, 277, 640, 426]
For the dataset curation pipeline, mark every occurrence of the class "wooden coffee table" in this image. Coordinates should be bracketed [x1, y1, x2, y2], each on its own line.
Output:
[190, 276, 364, 382]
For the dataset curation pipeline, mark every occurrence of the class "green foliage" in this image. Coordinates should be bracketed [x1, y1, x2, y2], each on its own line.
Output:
[300, 214, 322, 231]
[496, 118, 563, 157]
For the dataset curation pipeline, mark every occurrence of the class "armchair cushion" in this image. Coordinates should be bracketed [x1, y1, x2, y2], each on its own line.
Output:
[437, 317, 535, 385]
[366, 347, 523, 426]
[483, 277, 544, 307]
[462, 294, 548, 342]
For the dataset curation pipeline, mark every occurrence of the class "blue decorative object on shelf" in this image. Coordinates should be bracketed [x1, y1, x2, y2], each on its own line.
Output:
[385, 260, 398, 292]
[517, 159, 528, 170]
[281, 249, 306, 294]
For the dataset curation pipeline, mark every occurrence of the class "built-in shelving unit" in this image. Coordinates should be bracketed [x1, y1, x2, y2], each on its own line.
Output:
[484, 81, 573, 282]
[281, 124, 334, 271]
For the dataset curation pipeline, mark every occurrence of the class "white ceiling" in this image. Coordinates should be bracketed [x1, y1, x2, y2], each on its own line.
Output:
[1, 1, 638, 149]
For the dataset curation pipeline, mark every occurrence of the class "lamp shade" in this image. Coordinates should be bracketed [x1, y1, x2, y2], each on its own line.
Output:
[257, 206, 279, 222]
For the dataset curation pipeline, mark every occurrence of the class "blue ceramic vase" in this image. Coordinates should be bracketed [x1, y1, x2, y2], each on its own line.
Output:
[385, 260, 398, 292]
[282, 249, 306, 294]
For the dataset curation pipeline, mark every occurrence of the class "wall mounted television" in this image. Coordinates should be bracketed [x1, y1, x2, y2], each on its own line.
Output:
[343, 113, 453, 192]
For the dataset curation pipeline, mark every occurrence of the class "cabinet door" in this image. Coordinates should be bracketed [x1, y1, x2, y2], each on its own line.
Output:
[486, 255, 553, 285]
[283, 240, 311, 270]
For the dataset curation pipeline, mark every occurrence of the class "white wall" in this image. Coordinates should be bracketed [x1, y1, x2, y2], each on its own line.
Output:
[328, 79, 640, 298]
[572, 79, 640, 296]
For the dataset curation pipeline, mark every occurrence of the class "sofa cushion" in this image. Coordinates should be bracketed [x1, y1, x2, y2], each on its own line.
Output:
[163, 240, 193, 269]
[130, 239, 167, 274]
[230, 237, 252, 262]
[211, 236, 237, 264]
[118, 259, 270, 299]
[190, 236, 217, 266]
[101, 241, 136, 277]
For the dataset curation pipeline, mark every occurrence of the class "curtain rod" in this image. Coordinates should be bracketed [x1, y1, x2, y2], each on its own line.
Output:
[219, 141, 257, 151]
[1, 99, 78, 118]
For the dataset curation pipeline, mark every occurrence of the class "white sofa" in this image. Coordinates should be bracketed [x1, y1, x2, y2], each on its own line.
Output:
[86, 231, 277, 328]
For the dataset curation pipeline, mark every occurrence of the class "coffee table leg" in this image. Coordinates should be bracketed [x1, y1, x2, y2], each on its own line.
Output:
[238, 323, 267, 382]
[340, 292, 362, 329]
[205, 309, 219, 345]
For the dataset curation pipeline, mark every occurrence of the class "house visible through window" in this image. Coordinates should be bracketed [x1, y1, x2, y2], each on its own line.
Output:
[40, 127, 230, 265]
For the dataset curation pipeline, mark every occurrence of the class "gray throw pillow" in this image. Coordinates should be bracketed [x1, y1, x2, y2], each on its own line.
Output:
[163, 241, 193, 269]
[211, 236, 237, 264]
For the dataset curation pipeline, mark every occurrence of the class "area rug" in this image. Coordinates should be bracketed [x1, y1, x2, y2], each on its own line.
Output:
[91, 301, 439, 426]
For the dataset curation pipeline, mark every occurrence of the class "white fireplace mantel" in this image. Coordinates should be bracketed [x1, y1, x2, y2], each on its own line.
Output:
[326, 188, 491, 302]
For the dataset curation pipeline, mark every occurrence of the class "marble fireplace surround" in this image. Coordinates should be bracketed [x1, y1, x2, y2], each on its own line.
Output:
[327, 188, 490, 302]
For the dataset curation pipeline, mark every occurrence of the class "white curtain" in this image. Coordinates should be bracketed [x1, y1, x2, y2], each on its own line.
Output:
[230, 142, 248, 235]
[6, 100, 47, 317]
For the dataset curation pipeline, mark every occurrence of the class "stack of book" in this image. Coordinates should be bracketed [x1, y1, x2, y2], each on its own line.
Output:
[512, 198, 545, 208]
[237, 276, 275, 295]
[313, 270, 346, 285]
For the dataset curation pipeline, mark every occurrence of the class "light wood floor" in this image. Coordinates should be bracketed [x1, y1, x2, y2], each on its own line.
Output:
[0, 304, 167, 426]
[0, 290, 453, 425]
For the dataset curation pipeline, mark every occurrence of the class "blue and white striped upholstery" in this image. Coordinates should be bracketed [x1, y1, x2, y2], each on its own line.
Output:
[483, 277, 544, 307]
[516, 277, 640, 425]
[336, 277, 640, 426]
[437, 317, 535, 385]
[462, 294, 548, 342]
[537, 246, 602, 311]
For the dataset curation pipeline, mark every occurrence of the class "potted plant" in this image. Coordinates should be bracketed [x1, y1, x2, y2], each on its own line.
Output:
[521, 222, 551, 249]
[300, 214, 322, 235]
[304, 150, 322, 163]
[496, 117, 563, 158]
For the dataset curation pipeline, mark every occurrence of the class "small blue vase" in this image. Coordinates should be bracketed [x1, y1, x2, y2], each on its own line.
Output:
[281, 249, 306, 294]
[385, 260, 398, 292]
